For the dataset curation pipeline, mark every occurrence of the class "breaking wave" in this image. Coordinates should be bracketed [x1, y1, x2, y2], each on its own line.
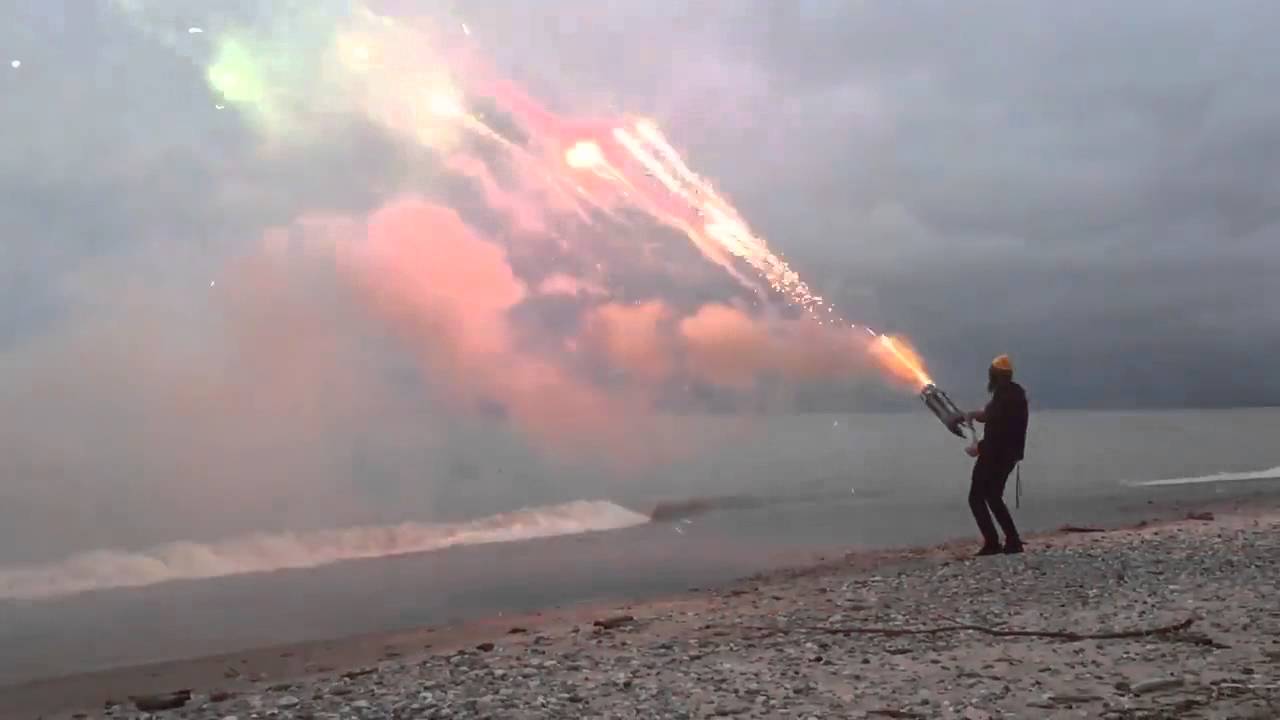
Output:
[0, 500, 650, 601]
[1125, 465, 1280, 487]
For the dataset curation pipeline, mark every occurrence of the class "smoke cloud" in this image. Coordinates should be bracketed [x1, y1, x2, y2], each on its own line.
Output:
[346, 197, 635, 453]
[0, 239, 417, 564]
[0, 1, 907, 579]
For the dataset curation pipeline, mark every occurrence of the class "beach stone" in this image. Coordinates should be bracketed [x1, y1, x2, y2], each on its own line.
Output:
[1051, 693, 1103, 704]
[712, 700, 751, 716]
[131, 690, 192, 712]
[277, 695, 301, 708]
[594, 614, 636, 630]
[1132, 677, 1184, 694]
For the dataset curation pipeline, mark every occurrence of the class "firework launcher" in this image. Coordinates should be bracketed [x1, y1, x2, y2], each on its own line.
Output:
[920, 383, 979, 450]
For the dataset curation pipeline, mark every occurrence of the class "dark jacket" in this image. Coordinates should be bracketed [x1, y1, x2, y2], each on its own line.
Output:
[979, 381, 1028, 462]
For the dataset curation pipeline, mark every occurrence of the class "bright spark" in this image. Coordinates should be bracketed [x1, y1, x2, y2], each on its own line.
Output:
[428, 92, 463, 118]
[565, 141, 605, 169]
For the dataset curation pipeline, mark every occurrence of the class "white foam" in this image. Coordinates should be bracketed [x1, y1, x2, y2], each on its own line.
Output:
[0, 500, 649, 601]
[1125, 465, 1280, 487]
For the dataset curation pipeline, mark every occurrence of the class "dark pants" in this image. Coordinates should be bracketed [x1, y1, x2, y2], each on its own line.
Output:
[969, 454, 1021, 547]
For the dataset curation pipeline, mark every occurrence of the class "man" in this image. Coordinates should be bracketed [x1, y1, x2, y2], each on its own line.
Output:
[964, 355, 1028, 555]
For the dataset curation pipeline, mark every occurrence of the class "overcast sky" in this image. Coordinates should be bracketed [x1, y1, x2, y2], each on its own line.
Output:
[466, 0, 1280, 409]
[2, 2, 1279, 560]
[4, 0, 1277, 411]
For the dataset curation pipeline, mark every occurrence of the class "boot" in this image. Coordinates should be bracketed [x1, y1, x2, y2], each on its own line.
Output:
[1003, 538, 1025, 555]
[975, 543, 1001, 557]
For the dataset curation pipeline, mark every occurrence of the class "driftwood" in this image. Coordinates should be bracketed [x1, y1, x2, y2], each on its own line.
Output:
[1059, 525, 1107, 533]
[130, 690, 192, 712]
[718, 617, 1196, 643]
[594, 614, 636, 630]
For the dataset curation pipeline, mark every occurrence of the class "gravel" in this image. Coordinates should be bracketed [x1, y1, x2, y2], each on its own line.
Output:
[99, 512, 1279, 719]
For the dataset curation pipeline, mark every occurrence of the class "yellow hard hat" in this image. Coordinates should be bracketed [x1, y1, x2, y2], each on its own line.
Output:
[991, 354, 1013, 372]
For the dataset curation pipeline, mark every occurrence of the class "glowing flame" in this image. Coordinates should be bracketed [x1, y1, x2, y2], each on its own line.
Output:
[870, 335, 934, 390]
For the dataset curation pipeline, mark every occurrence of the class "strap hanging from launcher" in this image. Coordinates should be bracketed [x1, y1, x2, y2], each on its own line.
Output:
[1015, 463, 1022, 509]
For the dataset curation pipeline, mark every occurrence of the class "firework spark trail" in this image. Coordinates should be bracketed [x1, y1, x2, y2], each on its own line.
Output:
[629, 119, 830, 314]
[426, 83, 936, 388]
[873, 335, 935, 389]
[113, 1, 937, 392]
[487, 103, 934, 387]
[615, 122, 935, 385]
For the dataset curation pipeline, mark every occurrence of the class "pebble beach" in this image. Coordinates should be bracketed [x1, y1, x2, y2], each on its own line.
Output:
[14, 507, 1280, 720]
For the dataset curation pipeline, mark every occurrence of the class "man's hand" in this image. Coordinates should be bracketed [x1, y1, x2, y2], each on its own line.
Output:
[967, 409, 987, 423]
[965, 444, 980, 458]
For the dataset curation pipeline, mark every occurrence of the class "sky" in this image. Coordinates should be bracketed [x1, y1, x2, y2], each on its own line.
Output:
[0, 1, 1278, 560]
[463, 0, 1280, 410]
[3, 1, 1276, 407]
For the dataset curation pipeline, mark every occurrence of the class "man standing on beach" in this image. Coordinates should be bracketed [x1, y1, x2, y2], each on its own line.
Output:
[965, 355, 1028, 555]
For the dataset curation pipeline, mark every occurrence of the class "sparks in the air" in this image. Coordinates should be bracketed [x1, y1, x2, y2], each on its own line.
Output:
[563, 117, 841, 324]
[557, 116, 939, 387]
[140, 0, 939, 394]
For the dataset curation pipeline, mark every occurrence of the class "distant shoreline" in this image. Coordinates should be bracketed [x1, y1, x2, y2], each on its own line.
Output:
[5, 491, 1278, 718]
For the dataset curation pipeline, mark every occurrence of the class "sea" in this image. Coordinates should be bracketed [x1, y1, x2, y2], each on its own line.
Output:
[1, 407, 1278, 687]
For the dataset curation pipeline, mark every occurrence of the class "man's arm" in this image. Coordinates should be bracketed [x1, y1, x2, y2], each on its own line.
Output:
[970, 393, 1006, 425]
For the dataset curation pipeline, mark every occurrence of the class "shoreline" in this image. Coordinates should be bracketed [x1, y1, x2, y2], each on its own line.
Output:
[5, 495, 1279, 718]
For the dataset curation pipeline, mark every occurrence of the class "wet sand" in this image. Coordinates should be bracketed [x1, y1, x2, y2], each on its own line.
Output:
[4, 494, 1278, 719]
